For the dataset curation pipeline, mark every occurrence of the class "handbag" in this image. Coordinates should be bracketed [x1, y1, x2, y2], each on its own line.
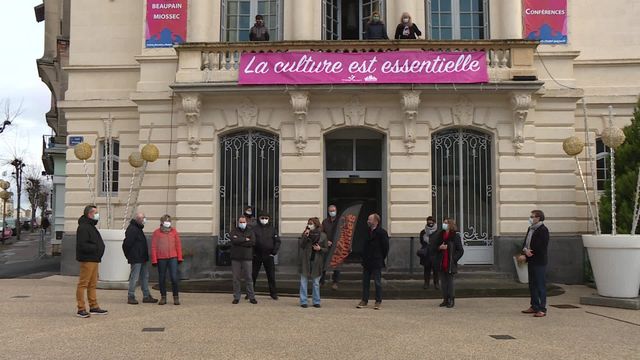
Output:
[416, 246, 427, 258]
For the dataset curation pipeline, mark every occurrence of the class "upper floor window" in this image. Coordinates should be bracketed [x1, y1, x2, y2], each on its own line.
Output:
[99, 140, 119, 195]
[323, 0, 385, 40]
[427, 0, 489, 40]
[596, 138, 610, 192]
[222, 0, 282, 41]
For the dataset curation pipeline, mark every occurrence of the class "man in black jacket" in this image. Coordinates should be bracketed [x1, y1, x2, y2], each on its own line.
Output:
[122, 212, 158, 305]
[75, 205, 107, 318]
[231, 216, 257, 304]
[518, 209, 550, 317]
[252, 212, 281, 300]
[357, 213, 389, 310]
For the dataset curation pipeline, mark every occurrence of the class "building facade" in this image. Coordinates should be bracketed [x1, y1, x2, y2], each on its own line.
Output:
[40, 1, 640, 282]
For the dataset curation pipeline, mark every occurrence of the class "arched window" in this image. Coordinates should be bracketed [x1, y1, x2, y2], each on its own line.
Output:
[221, 0, 282, 41]
[426, 0, 489, 40]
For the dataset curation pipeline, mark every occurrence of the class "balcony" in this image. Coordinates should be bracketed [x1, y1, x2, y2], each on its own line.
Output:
[174, 40, 539, 86]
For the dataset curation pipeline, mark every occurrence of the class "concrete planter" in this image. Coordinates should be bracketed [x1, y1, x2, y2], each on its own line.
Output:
[513, 256, 528, 284]
[98, 229, 129, 283]
[582, 235, 640, 298]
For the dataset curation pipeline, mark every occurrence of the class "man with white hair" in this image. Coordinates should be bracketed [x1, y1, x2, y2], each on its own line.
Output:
[122, 211, 158, 304]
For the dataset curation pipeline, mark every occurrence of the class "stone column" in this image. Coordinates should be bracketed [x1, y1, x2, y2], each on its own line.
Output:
[499, 0, 522, 39]
[189, 0, 216, 42]
[290, 0, 315, 40]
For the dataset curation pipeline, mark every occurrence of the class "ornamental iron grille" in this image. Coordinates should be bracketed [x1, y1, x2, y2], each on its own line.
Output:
[219, 131, 279, 246]
[431, 128, 493, 264]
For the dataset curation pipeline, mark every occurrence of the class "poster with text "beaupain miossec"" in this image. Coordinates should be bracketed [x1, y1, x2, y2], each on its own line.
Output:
[145, 0, 187, 48]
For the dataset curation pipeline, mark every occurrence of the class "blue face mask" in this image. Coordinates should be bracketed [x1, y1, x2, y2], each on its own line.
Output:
[93, 213, 100, 222]
[239, 223, 247, 230]
[528, 218, 534, 226]
[442, 223, 449, 231]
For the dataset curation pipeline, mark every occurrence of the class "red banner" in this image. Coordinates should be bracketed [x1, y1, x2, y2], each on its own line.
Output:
[523, 0, 567, 44]
[145, 0, 188, 48]
[329, 203, 363, 268]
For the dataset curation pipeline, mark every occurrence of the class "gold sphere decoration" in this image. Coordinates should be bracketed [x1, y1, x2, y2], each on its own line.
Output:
[141, 144, 159, 162]
[0, 191, 10, 201]
[601, 126, 626, 149]
[128, 152, 144, 168]
[562, 136, 585, 157]
[74, 142, 93, 160]
[0, 180, 9, 190]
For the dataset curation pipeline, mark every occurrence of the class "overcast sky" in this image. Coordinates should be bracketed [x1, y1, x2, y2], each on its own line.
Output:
[0, 1, 51, 203]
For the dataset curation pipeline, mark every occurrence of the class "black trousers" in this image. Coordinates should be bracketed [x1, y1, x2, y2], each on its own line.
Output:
[439, 271, 455, 300]
[252, 253, 277, 296]
[422, 256, 439, 285]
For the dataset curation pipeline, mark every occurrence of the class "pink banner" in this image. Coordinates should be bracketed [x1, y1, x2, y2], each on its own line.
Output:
[523, 0, 567, 44]
[238, 51, 488, 85]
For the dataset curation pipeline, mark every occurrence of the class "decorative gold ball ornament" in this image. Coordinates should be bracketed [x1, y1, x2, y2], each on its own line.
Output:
[0, 191, 10, 201]
[74, 142, 93, 160]
[601, 127, 626, 149]
[128, 152, 144, 168]
[0, 180, 9, 190]
[141, 144, 159, 162]
[562, 136, 585, 157]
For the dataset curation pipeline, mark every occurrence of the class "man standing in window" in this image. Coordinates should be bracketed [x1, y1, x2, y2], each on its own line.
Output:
[75, 205, 107, 318]
[249, 15, 270, 41]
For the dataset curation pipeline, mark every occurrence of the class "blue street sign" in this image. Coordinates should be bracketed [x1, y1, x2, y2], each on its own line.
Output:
[68, 136, 84, 146]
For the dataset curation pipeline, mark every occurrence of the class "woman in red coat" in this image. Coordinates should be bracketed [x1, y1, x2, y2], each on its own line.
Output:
[151, 214, 183, 305]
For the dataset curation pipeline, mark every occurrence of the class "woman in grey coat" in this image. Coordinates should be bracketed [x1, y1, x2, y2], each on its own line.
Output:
[299, 217, 328, 308]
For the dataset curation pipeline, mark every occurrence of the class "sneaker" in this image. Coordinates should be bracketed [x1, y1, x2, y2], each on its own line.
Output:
[313, 304, 321, 308]
[374, 302, 382, 310]
[127, 298, 139, 305]
[142, 296, 158, 304]
[300, 304, 308, 308]
[89, 308, 108, 315]
[249, 298, 258, 304]
[356, 301, 368, 309]
[332, 283, 339, 291]
[521, 307, 536, 314]
[76, 310, 90, 318]
[232, 299, 240, 304]
[534, 311, 547, 317]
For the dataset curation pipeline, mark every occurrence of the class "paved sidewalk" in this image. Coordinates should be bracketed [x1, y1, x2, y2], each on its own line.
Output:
[1, 276, 638, 360]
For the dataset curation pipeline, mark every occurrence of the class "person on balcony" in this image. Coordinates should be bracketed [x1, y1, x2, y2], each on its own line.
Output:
[249, 15, 270, 41]
[432, 217, 464, 308]
[518, 210, 550, 318]
[151, 215, 183, 306]
[364, 11, 388, 40]
[394, 12, 422, 39]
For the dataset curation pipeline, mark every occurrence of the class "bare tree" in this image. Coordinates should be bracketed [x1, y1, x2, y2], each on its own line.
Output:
[0, 99, 23, 134]
[24, 166, 44, 232]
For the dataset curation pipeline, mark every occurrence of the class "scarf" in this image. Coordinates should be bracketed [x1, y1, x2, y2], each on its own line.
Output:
[524, 222, 543, 251]
[422, 224, 437, 244]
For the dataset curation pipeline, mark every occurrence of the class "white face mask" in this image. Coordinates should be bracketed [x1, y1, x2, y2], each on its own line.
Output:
[239, 223, 247, 230]
[260, 219, 269, 225]
[442, 223, 449, 231]
[162, 221, 171, 228]
[528, 218, 534, 226]
[143, 218, 147, 225]
[403, 18, 409, 23]
[329, 211, 337, 217]
[307, 224, 315, 231]
[93, 213, 100, 221]
[245, 210, 253, 216]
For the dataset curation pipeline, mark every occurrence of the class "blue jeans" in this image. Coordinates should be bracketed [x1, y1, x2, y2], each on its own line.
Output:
[528, 264, 547, 313]
[362, 267, 382, 303]
[127, 262, 151, 299]
[300, 275, 321, 305]
[157, 258, 179, 297]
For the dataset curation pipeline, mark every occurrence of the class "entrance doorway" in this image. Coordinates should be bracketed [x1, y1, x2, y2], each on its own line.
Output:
[325, 129, 385, 261]
[323, 0, 385, 40]
[431, 128, 494, 264]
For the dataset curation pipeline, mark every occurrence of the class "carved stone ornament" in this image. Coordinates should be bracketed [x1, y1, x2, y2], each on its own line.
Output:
[453, 96, 473, 126]
[510, 92, 533, 154]
[289, 91, 310, 155]
[400, 91, 421, 154]
[237, 98, 258, 127]
[344, 97, 366, 126]
[182, 93, 202, 156]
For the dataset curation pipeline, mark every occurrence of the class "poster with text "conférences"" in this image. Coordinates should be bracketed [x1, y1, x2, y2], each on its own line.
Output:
[523, 0, 568, 44]
[145, 0, 187, 48]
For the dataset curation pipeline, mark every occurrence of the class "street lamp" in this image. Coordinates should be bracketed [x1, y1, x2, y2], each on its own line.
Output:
[10, 159, 25, 241]
[0, 179, 11, 243]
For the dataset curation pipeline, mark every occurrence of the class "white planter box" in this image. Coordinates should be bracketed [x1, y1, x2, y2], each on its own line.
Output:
[583, 235, 640, 298]
[98, 229, 129, 282]
[513, 256, 528, 284]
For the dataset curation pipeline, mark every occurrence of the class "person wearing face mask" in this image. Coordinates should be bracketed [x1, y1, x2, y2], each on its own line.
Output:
[249, 14, 270, 41]
[151, 214, 183, 305]
[321, 205, 341, 290]
[517, 210, 550, 318]
[75, 205, 107, 318]
[394, 12, 422, 39]
[364, 11, 389, 40]
[231, 215, 257, 304]
[432, 217, 464, 308]
[299, 217, 328, 308]
[122, 212, 157, 305]
[418, 216, 439, 290]
[357, 213, 389, 310]
[252, 212, 280, 300]
[243, 205, 258, 230]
